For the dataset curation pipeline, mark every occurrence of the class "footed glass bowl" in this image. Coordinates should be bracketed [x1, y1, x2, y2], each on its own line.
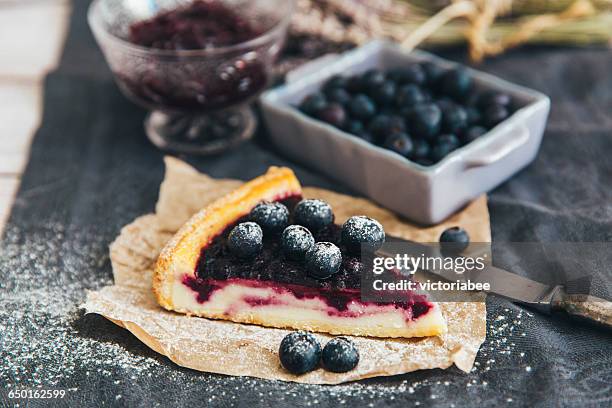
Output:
[88, 0, 294, 155]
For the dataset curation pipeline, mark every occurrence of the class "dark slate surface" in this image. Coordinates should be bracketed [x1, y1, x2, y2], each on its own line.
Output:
[1, 1, 611, 407]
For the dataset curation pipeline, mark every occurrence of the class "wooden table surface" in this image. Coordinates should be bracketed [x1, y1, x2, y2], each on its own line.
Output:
[0, 0, 71, 234]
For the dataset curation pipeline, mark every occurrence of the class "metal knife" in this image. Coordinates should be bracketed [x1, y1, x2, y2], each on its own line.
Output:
[378, 236, 612, 331]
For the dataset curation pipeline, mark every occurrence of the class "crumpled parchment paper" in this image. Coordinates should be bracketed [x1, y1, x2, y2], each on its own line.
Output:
[84, 157, 489, 384]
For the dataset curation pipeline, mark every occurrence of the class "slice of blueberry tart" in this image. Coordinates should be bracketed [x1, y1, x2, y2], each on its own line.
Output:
[153, 167, 447, 338]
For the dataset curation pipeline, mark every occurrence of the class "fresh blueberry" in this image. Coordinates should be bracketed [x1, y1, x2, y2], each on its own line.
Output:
[368, 114, 405, 143]
[415, 157, 434, 166]
[325, 87, 351, 105]
[316, 103, 346, 128]
[430, 134, 459, 162]
[279, 331, 321, 375]
[384, 132, 414, 157]
[370, 81, 397, 106]
[406, 103, 442, 140]
[294, 199, 334, 232]
[250, 202, 289, 233]
[478, 91, 511, 109]
[421, 61, 445, 87]
[346, 75, 363, 93]
[343, 119, 365, 136]
[348, 94, 377, 120]
[299, 92, 326, 116]
[342, 215, 385, 253]
[361, 69, 386, 91]
[440, 68, 472, 100]
[412, 138, 431, 160]
[465, 106, 481, 125]
[439, 226, 470, 254]
[321, 337, 359, 372]
[322, 75, 348, 92]
[391, 65, 426, 85]
[305, 242, 342, 279]
[483, 104, 510, 127]
[227, 222, 263, 259]
[395, 84, 426, 107]
[441, 103, 468, 133]
[281, 225, 315, 261]
[462, 126, 487, 144]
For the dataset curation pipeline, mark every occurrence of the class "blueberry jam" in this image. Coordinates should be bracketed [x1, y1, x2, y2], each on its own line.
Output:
[121, 0, 268, 112]
[185, 197, 432, 320]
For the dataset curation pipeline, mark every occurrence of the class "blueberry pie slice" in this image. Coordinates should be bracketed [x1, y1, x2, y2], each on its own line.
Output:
[153, 167, 447, 338]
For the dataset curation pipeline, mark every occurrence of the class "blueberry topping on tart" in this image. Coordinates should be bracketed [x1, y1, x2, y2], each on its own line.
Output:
[341, 216, 386, 254]
[439, 226, 470, 255]
[279, 331, 321, 374]
[294, 199, 334, 232]
[281, 225, 315, 261]
[250, 202, 289, 233]
[228, 222, 263, 259]
[305, 242, 342, 279]
[321, 337, 359, 372]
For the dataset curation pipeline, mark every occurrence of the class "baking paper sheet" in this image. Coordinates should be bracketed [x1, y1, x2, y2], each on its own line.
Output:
[85, 157, 488, 384]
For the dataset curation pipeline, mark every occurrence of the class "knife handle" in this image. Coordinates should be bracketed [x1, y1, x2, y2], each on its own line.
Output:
[553, 293, 612, 331]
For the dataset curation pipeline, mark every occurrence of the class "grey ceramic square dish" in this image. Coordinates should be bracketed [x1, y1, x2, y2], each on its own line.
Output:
[260, 41, 550, 225]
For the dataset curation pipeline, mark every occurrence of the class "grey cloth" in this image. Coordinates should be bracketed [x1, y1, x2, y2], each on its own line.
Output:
[0, 1, 610, 407]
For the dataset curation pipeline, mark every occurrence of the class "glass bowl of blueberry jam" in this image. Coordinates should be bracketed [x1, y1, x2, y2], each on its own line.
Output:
[88, 0, 294, 154]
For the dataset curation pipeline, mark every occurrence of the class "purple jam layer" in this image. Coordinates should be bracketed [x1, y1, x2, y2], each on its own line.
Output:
[182, 276, 432, 320]
[129, 0, 264, 50]
[188, 197, 433, 320]
[121, 1, 268, 112]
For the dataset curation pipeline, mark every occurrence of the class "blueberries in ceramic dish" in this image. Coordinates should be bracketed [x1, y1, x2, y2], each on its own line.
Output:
[384, 132, 414, 157]
[279, 331, 321, 374]
[463, 126, 487, 144]
[295, 64, 515, 166]
[342, 216, 385, 253]
[439, 226, 470, 255]
[250, 202, 289, 233]
[316, 103, 346, 128]
[294, 199, 334, 232]
[228, 222, 263, 259]
[305, 242, 342, 279]
[322, 337, 359, 372]
[407, 103, 442, 140]
[281, 225, 315, 261]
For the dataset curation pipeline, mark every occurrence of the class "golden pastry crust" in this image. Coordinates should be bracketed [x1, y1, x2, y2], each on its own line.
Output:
[153, 166, 302, 309]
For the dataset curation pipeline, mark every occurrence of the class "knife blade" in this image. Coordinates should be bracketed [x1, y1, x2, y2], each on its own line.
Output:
[378, 235, 612, 330]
